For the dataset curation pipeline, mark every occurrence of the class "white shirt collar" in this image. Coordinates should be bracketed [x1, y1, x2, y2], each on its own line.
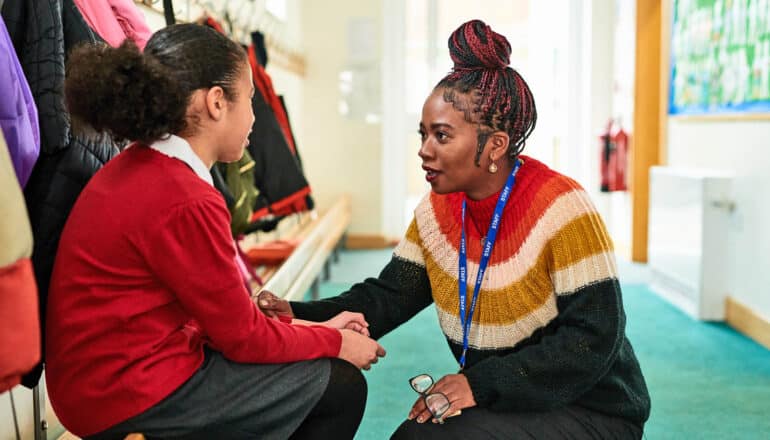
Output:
[149, 135, 213, 186]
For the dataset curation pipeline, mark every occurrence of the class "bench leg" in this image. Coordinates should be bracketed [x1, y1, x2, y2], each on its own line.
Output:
[33, 385, 47, 440]
[311, 278, 320, 300]
[323, 260, 331, 281]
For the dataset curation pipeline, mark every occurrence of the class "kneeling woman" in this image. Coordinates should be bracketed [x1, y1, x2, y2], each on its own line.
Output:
[45, 24, 384, 440]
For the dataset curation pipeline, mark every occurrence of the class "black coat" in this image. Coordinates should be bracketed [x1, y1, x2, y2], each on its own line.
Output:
[2, 0, 119, 387]
[248, 88, 313, 219]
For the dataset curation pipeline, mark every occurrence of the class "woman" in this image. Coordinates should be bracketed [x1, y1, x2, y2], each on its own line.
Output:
[259, 19, 650, 439]
[45, 24, 384, 440]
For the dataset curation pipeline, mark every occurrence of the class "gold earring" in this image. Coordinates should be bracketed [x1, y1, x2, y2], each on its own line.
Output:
[488, 159, 498, 174]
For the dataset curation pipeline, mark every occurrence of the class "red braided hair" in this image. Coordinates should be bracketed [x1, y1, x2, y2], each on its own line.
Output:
[437, 19, 537, 165]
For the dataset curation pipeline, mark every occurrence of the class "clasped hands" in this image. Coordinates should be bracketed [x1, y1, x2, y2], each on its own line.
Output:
[256, 290, 385, 370]
[256, 291, 476, 422]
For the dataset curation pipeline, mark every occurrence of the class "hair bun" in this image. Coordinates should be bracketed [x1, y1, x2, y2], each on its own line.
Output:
[65, 41, 186, 144]
[448, 19, 511, 71]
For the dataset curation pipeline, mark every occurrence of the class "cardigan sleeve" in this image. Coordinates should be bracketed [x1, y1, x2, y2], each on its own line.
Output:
[137, 194, 342, 363]
[292, 219, 433, 340]
[462, 189, 627, 411]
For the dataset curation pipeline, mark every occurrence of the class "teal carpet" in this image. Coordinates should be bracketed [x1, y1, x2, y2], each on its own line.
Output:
[307, 249, 770, 439]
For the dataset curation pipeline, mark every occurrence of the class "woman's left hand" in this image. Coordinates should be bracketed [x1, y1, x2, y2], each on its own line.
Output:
[408, 374, 477, 423]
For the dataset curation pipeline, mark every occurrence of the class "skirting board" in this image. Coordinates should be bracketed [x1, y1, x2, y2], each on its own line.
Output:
[725, 296, 770, 351]
[345, 234, 399, 250]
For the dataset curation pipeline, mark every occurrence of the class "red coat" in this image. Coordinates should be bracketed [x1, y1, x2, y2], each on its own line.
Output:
[0, 132, 40, 392]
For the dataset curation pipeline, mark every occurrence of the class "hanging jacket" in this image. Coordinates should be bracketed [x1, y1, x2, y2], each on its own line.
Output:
[278, 95, 313, 211]
[73, 0, 152, 50]
[2, 0, 120, 387]
[0, 131, 40, 393]
[248, 38, 297, 155]
[248, 88, 312, 220]
[246, 38, 313, 219]
[0, 15, 40, 187]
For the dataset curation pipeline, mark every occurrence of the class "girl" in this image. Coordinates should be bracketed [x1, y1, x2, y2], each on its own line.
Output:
[45, 24, 384, 440]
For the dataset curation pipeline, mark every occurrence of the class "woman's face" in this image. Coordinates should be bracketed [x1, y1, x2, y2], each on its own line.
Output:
[418, 89, 489, 195]
[216, 61, 255, 163]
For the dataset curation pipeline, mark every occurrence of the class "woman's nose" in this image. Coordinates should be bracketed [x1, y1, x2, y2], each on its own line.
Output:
[418, 140, 432, 160]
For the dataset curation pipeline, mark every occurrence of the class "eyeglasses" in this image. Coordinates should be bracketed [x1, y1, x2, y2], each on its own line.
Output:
[409, 374, 451, 421]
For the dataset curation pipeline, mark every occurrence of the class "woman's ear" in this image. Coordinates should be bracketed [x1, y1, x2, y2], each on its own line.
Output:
[487, 131, 510, 162]
[205, 86, 227, 121]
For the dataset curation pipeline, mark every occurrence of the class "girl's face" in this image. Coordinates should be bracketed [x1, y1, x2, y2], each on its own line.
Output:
[216, 62, 255, 163]
[418, 89, 491, 196]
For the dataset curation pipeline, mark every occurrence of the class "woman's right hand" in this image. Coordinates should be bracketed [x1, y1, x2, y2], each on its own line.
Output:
[256, 290, 294, 319]
[338, 329, 386, 370]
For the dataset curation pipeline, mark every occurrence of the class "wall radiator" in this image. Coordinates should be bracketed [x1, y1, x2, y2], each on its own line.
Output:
[648, 166, 733, 320]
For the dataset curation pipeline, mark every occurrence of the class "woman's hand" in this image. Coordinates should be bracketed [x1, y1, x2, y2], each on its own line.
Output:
[408, 374, 477, 423]
[338, 329, 386, 370]
[324, 311, 370, 336]
[256, 290, 294, 319]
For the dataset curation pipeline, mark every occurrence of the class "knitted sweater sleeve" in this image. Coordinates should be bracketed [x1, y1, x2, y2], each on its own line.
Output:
[291, 219, 433, 339]
[462, 188, 627, 411]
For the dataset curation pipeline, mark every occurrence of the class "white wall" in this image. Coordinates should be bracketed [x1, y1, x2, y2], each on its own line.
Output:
[667, 120, 770, 320]
[299, 0, 383, 235]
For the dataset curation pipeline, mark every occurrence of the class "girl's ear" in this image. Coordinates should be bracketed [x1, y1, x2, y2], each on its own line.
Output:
[205, 86, 226, 121]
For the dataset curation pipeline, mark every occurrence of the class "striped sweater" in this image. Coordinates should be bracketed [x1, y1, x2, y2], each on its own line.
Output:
[292, 156, 650, 425]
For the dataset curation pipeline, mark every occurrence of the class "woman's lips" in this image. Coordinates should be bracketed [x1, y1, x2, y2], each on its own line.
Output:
[423, 166, 439, 183]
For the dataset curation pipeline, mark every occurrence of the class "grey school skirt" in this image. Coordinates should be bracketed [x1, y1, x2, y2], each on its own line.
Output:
[86, 349, 331, 440]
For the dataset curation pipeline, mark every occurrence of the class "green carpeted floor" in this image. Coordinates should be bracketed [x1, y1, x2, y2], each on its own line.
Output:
[308, 249, 770, 439]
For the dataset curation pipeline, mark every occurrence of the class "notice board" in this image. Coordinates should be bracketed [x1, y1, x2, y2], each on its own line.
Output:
[669, 0, 770, 116]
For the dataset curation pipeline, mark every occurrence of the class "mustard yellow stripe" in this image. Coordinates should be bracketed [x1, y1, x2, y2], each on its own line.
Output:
[548, 212, 614, 272]
[435, 300, 558, 350]
[425, 251, 554, 326]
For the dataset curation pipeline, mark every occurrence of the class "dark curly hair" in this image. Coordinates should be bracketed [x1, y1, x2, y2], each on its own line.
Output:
[436, 19, 537, 166]
[65, 24, 247, 145]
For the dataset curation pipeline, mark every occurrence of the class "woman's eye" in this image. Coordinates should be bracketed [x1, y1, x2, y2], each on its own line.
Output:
[436, 132, 448, 141]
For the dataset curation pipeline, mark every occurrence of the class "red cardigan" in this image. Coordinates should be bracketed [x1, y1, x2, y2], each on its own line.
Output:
[45, 145, 341, 436]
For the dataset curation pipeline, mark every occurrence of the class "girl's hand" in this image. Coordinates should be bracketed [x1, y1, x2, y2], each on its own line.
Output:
[324, 311, 370, 336]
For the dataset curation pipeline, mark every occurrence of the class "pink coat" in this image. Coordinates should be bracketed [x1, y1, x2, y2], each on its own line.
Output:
[74, 0, 152, 50]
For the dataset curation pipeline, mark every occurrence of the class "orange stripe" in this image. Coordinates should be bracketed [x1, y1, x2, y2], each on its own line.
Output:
[429, 174, 582, 265]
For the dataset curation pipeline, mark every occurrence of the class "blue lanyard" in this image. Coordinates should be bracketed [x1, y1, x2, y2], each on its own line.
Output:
[458, 159, 521, 369]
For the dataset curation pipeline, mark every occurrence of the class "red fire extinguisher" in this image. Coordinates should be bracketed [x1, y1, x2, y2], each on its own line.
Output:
[610, 125, 628, 191]
[598, 119, 629, 192]
[599, 120, 612, 192]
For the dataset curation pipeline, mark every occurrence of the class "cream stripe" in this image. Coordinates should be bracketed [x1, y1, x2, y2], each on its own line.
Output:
[435, 298, 558, 350]
[552, 251, 618, 296]
[393, 236, 424, 266]
[416, 190, 599, 290]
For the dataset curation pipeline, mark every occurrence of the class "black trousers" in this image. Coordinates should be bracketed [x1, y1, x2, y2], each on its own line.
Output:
[391, 404, 642, 440]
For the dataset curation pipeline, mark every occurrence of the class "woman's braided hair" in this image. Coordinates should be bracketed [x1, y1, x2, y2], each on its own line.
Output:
[436, 19, 537, 165]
